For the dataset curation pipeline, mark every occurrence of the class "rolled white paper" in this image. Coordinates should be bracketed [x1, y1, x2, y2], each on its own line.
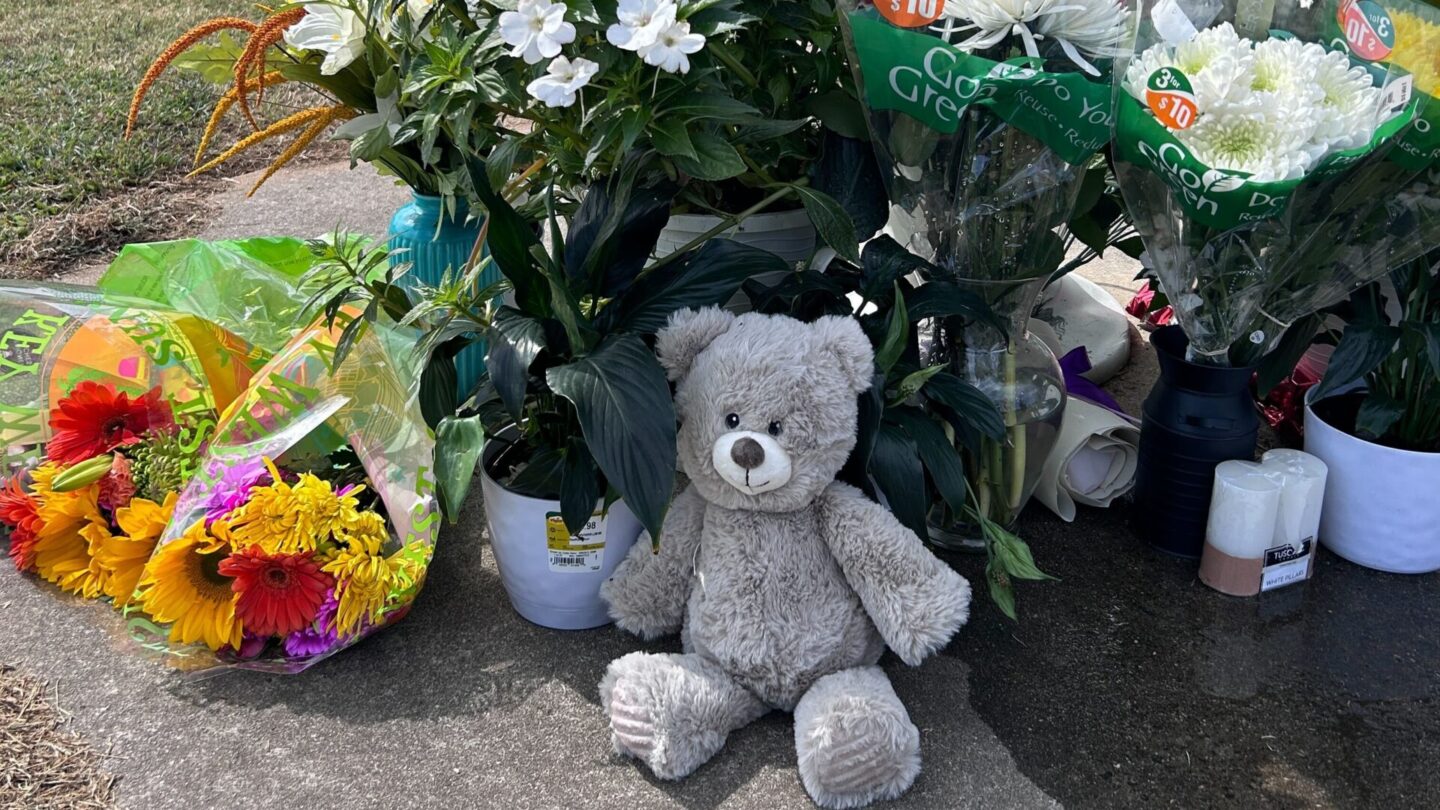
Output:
[1034, 398, 1140, 522]
[1205, 460, 1283, 560]
[1260, 449, 1329, 548]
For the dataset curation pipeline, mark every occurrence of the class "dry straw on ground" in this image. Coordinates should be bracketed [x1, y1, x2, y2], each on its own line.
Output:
[0, 664, 115, 810]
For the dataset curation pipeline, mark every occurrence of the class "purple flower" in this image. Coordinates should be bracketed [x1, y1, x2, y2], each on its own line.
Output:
[237, 632, 269, 660]
[203, 459, 272, 523]
[283, 592, 345, 658]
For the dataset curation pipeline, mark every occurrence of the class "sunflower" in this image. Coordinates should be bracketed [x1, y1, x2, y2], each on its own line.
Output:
[94, 493, 177, 607]
[47, 382, 174, 466]
[227, 459, 362, 553]
[138, 520, 242, 652]
[29, 471, 107, 597]
[219, 546, 333, 637]
[0, 476, 43, 571]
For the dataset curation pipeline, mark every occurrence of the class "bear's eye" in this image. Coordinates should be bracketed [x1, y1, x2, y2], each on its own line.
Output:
[767, 421, 783, 437]
[725, 413, 740, 429]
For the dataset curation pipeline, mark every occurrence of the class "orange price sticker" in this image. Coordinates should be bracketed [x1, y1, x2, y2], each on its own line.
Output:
[877, 0, 946, 28]
[1145, 67, 1198, 131]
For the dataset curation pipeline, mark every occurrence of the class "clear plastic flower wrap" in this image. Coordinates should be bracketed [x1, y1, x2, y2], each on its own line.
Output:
[837, 0, 1128, 538]
[1112, 0, 1440, 366]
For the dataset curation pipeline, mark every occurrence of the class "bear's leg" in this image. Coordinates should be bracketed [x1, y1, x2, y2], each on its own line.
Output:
[600, 651, 767, 780]
[793, 666, 921, 809]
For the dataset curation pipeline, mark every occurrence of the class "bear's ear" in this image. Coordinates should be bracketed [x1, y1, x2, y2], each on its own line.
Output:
[813, 315, 876, 395]
[656, 307, 736, 381]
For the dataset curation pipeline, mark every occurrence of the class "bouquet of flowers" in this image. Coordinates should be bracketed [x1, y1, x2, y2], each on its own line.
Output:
[837, 0, 1130, 541]
[1112, 0, 1440, 367]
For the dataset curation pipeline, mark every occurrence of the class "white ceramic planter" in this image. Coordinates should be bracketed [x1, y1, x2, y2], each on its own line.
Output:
[655, 209, 814, 311]
[1304, 394, 1440, 573]
[480, 443, 642, 629]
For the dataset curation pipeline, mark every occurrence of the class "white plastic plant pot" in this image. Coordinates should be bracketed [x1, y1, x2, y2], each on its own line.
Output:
[480, 442, 642, 630]
[655, 209, 815, 311]
[1304, 393, 1440, 574]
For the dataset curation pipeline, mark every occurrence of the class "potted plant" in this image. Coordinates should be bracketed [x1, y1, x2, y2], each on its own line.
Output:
[407, 156, 788, 628]
[1304, 251, 1440, 573]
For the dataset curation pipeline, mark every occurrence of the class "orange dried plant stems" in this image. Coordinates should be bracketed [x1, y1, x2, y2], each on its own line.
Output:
[194, 71, 288, 167]
[247, 107, 357, 196]
[126, 17, 258, 138]
[189, 104, 342, 177]
[234, 8, 306, 130]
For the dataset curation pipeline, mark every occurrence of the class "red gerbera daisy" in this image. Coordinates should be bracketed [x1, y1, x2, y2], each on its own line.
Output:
[0, 477, 43, 572]
[47, 382, 174, 465]
[219, 547, 334, 637]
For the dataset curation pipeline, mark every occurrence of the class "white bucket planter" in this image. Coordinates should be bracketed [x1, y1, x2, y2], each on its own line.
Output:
[480, 443, 642, 629]
[655, 209, 814, 312]
[1304, 394, 1440, 574]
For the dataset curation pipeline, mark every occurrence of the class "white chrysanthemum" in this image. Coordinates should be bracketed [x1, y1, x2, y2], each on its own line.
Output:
[1310, 49, 1383, 150]
[1176, 107, 1314, 182]
[1124, 25, 1257, 113]
[938, 0, 1128, 74]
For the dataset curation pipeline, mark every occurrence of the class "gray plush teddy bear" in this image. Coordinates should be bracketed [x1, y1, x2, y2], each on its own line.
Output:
[598, 307, 972, 809]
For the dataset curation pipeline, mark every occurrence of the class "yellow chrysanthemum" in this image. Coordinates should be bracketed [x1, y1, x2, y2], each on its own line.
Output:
[30, 469, 107, 598]
[227, 459, 363, 554]
[322, 543, 404, 637]
[335, 509, 389, 555]
[137, 519, 242, 652]
[94, 493, 178, 607]
[1391, 10, 1440, 96]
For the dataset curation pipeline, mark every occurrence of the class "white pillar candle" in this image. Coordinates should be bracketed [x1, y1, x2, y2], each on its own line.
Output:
[1260, 449, 1329, 548]
[1205, 460, 1283, 560]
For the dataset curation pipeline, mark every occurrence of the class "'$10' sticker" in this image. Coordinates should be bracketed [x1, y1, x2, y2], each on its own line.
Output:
[1337, 0, 1394, 61]
[878, 0, 945, 28]
[1146, 67, 1198, 131]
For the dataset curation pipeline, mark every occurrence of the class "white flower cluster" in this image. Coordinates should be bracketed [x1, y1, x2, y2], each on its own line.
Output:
[501, 0, 707, 109]
[1124, 24, 1384, 182]
[936, 0, 1129, 75]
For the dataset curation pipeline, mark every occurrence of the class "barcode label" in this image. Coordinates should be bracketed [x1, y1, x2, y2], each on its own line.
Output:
[546, 511, 607, 573]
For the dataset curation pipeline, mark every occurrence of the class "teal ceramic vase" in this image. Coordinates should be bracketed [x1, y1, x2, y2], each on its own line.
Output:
[387, 192, 494, 396]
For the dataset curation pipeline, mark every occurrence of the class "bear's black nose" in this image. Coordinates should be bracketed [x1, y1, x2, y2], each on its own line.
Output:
[731, 437, 765, 470]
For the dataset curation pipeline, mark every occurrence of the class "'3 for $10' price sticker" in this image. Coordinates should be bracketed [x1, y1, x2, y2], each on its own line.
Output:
[1146, 67, 1198, 130]
[878, 0, 945, 28]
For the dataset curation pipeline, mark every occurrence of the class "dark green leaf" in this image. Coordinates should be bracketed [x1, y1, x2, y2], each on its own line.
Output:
[546, 335, 676, 540]
[1355, 389, 1406, 441]
[564, 173, 678, 296]
[873, 281, 908, 373]
[650, 119, 698, 160]
[507, 445, 565, 498]
[734, 119, 808, 143]
[926, 372, 1005, 441]
[987, 561, 1018, 621]
[1255, 314, 1322, 397]
[889, 406, 966, 516]
[793, 185, 859, 265]
[664, 93, 760, 121]
[861, 236, 928, 304]
[559, 440, 601, 535]
[1312, 322, 1402, 401]
[869, 421, 928, 540]
[485, 308, 545, 422]
[806, 90, 869, 140]
[419, 351, 459, 428]
[671, 132, 747, 181]
[605, 239, 785, 335]
[465, 156, 548, 315]
[810, 132, 887, 242]
[905, 282, 1005, 331]
[435, 415, 485, 523]
[1410, 321, 1440, 381]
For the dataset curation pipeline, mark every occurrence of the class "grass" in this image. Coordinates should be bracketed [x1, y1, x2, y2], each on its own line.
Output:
[0, 0, 336, 276]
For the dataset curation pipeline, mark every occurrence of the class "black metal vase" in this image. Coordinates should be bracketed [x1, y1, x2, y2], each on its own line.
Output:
[1133, 326, 1259, 558]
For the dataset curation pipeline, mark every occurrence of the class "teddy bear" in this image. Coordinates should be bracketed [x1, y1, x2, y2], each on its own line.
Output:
[598, 307, 972, 809]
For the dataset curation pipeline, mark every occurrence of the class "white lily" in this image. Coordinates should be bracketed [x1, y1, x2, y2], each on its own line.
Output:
[637, 9, 705, 74]
[526, 55, 600, 108]
[283, 2, 369, 76]
[499, 0, 576, 65]
[607, 0, 676, 51]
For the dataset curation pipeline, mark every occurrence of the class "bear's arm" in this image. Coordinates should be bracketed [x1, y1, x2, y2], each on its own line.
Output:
[599, 484, 705, 640]
[818, 482, 972, 666]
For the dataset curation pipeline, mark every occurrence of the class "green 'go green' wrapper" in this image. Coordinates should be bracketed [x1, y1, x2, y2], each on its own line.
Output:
[1113, 88, 1422, 231]
[846, 11, 1111, 166]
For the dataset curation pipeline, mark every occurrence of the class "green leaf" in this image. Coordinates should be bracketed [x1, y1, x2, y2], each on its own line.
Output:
[860, 236, 928, 305]
[806, 90, 870, 140]
[559, 440, 601, 536]
[485, 308, 545, 422]
[925, 373, 1005, 442]
[888, 406, 966, 516]
[734, 119, 808, 144]
[507, 445, 565, 498]
[1255, 314, 1322, 397]
[419, 351, 459, 429]
[465, 156, 549, 315]
[869, 421, 928, 540]
[873, 281, 908, 373]
[671, 132, 746, 181]
[546, 335, 677, 540]
[1355, 389, 1406, 441]
[605, 239, 785, 335]
[793, 185, 860, 265]
[564, 170, 678, 297]
[664, 93, 760, 121]
[810, 132, 887, 242]
[905, 282, 1005, 332]
[1312, 322, 1402, 402]
[650, 119, 698, 161]
[1409, 321, 1440, 381]
[893, 364, 944, 403]
[986, 559, 1018, 621]
[435, 415, 485, 523]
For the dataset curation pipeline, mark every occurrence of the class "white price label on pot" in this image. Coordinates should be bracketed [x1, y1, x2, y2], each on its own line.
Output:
[546, 511, 607, 573]
[1260, 538, 1312, 592]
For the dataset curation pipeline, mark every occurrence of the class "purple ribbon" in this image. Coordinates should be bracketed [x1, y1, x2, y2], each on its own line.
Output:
[1059, 347, 1126, 415]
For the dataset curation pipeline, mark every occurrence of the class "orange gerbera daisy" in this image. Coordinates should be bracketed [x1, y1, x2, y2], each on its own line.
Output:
[48, 382, 174, 466]
[0, 476, 43, 571]
[220, 546, 333, 637]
